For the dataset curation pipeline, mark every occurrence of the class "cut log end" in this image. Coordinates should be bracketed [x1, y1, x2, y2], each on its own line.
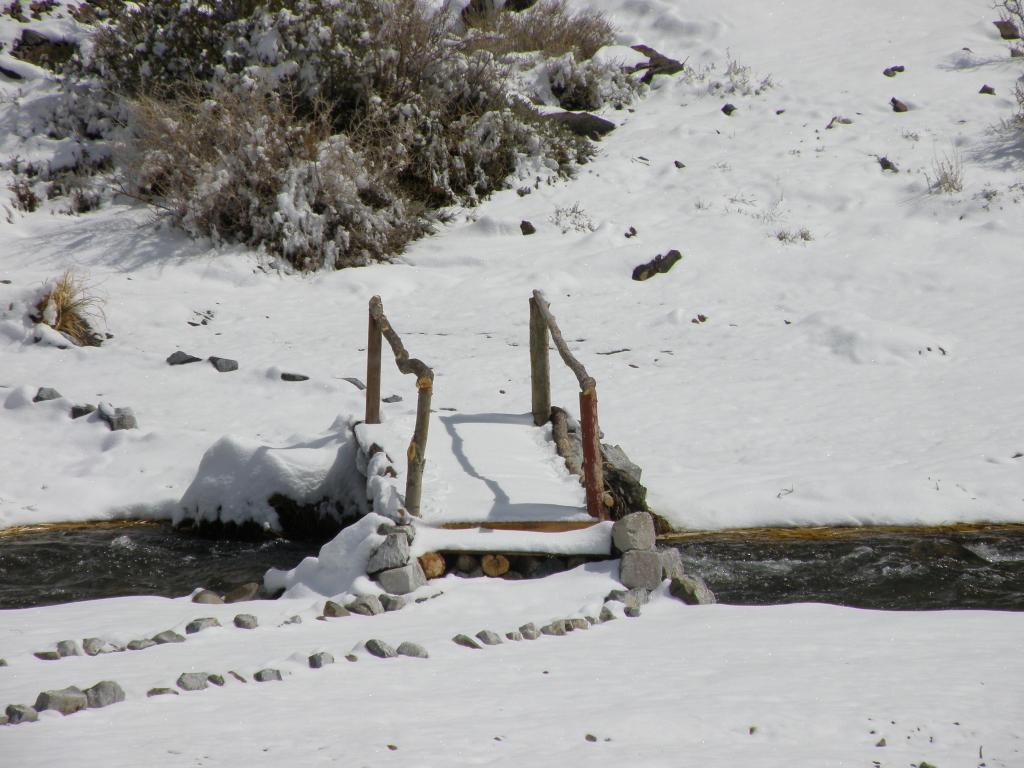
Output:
[482, 554, 511, 577]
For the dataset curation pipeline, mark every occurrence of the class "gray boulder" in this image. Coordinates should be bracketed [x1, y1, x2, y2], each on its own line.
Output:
[224, 582, 260, 603]
[208, 356, 238, 373]
[192, 589, 224, 604]
[519, 623, 541, 640]
[347, 595, 384, 616]
[323, 600, 350, 618]
[233, 614, 258, 629]
[185, 617, 221, 634]
[541, 621, 568, 636]
[619, 549, 663, 590]
[56, 639, 81, 657]
[612, 511, 656, 553]
[152, 630, 185, 645]
[70, 404, 96, 419]
[452, 634, 481, 649]
[367, 533, 412, 573]
[547, 111, 616, 139]
[365, 639, 397, 658]
[380, 594, 407, 612]
[505, 631, 523, 641]
[33, 387, 62, 403]
[309, 652, 334, 669]
[376, 561, 426, 595]
[98, 403, 137, 431]
[567, 618, 590, 631]
[176, 673, 209, 691]
[669, 574, 717, 605]
[166, 351, 201, 365]
[83, 637, 122, 656]
[85, 680, 125, 709]
[397, 642, 428, 659]
[35, 687, 87, 715]
[475, 630, 503, 646]
[127, 639, 156, 651]
[6, 704, 38, 724]
[254, 669, 282, 682]
[658, 548, 686, 580]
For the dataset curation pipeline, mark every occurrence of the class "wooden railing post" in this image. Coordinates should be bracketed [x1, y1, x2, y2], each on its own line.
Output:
[404, 374, 433, 517]
[579, 385, 607, 521]
[365, 296, 383, 425]
[529, 296, 551, 426]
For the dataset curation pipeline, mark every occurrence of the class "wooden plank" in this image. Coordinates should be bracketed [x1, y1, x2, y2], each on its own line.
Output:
[440, 520, 600, 533]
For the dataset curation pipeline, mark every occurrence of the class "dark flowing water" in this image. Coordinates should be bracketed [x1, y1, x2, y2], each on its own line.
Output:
[669, 528, 1024, 611]
[2, 523, 1023, 611]
[0, 523, 312, 609]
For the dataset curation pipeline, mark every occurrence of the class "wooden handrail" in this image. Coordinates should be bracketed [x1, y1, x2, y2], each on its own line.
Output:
[365, 295, 433, 517]
[529, 290, 607, 521]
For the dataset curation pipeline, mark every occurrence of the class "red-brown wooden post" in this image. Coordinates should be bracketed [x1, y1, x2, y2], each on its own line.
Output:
[579, 384, 607, 521]
[365, 296, 383, 424]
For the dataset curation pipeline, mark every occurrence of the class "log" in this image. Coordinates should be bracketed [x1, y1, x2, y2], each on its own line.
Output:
[530, 290, 594, 392]
[404, 376, 432, 517]
[418, 552, 446, 579]
[481, 554, 511, 577]
[365, 303, 382, 424]
[368, 296, 433, 381]
[579, 387, 607, 520]
[529, 297, 551, 426]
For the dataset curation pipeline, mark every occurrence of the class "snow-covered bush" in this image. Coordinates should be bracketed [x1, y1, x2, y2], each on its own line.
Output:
[544, 53, 638, 111]
[463, 0, 615, 60]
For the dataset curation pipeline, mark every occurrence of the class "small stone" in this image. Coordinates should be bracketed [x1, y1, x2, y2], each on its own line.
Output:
[6, 705, 38, 724]
[606, 588, 650, 609]
[192, 589, 224, 604]
[309, 652, 335, 669]
[453, 634, 482, 649]
[624, 606, 642, 618]
[367, 533, 412, 574]
[254, 668, 283, 682]
[33, 387, 62, 403]
[33, 651, 60, 661]
[98, 403, 137, 430]
[631, 250, 683, 282]
[418, 552, 446, 579]
[345, 654, 359, 662]
[980, 84, 996, 95]
[56, 639, 81, 657]
[396, 641, 429, 659]
[233, 614, 258, 629]
[547, 111, 616, 139]
[207, 674, 225, 687]
[322, 600, 350, 618]
[519, 623, 541, 640]
[994, 19, 1021, 39]
[568, 618, 590, 631]
[147, 688, 178, 697]
[541, 621, 568, 637]
[347, 595, 384, 616]
[229, 671, 247, 683]
[127, 639, 156, 651]
[520, 220, 536, 235]
[876, 738, 887, 747]
[890, 97, 908, 113]
[166, 351, 201, 366]
[176, 672, 209, 691]
[668, 574, 717, 605]
[0, 657, 7, 665]
[342, 377, 366, 391]
[377, 523, 416, 543]
[35, 687, 88, 715]
[674, 160, 685, 168]
[83, 637, 122, 656]
[280, 372, 309, 381]
[620, 550, 663, 590]
[85, 680, 125, 708]
[185, 617, 221, 634]
[722, 103, 737, 115]
[879, 156, 899, 173]
[882, 65, 905, 77]
[152, 630, 186, 645]
[505, 631, 523, 642]
[612, 511, 656, 553]
[382, 394, 402, 403]
[585, 734, 598, 742]
[224, 582, 260, 603]
[658, 548, 686, 580]
[476, 630, 503, 646]
[376, 561, 427, 595]
[380, 594, 407, 612]
[70, 404, 96, 419]
[365, 639, 397, 658]
[208, 356, 238, 372]
[282, 615, 302, 625]
[599, 605, 617, 622]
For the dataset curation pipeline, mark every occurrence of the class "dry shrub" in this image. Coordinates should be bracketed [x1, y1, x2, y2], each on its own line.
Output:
[34, 270, 104, 346]
[463, 0, 615, 60]
[8, 178, 40, 212]
[927, 150, 965, 194]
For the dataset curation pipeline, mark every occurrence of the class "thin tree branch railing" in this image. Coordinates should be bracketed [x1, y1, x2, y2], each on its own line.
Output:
[365, 295, 434, 517]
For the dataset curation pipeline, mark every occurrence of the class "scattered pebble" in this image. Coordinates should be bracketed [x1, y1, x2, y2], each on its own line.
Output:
[185, 617, 221, 634]
[208, 356, 238, 373]
[234, 614, 258, 630]
[365, 639, 398, 658]
[452, 633, 482, 649]
[254, 668, 283, 682]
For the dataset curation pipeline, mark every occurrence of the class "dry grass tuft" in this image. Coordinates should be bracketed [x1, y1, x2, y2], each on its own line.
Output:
[34, 270, 105, 346]
[926, 150, 965, 194]
[462, 0, 615, 60]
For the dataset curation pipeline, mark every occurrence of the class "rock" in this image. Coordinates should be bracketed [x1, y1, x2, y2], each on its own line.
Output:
[722, 103, 737, 116]
[70, 403, 96, 419]
[568, 618, 590, 631]
[518, 555, 566, 579]
[224, 582, 260, 603]
[33, 387, 62, 403]
[418, 552, 446, 579]
[342, 377, 366, 390]
[519, 622, 541, 640]
[397, 641, 428, 659]
[994, 19, 1021, 39]
[599, 605, 617, 622]
[323, 600, 350, 618]
[192, 589, 224, 604]
[147, 687, 178, 697]
[56, 639, 81, 657]
[669, 574, 717, 605]
[542, 621, 568, 636]
[85, 680, 125, 709]
[612, 511, 656, 552]
[207, 674, 225, 686]
[380, 594, 407, 612]
[177, 672, 209, 691]
[882, 65, 905, 77]
[879, 156, 899, 173]
[254, 669, 283, 682]
[282, 615, 302, 625]
[980, 84, 996, 95]
[377, 522, 416, 542]
[280, 372, 309, 381]
[505, 631, 523, 642]
[35, 687, 88, 715]
[233, 613, 258, 629]
[631, 250, 682, 282]
[344, 654, 358, 663]
[166, 351, 201, 366]
[624, 606, 642, 618]
[890, 97, 908, 113]
[0, 658, 6, 665]
[309, 652, 334, 669]
[347, 594, 384, 616]
[185, 617, 221, 634]
[367, 533, 412, 574]
[452, 633, 482, 649]
[630, 44, 686, 83]
[620, 550, 663, 590]
[674, 160, 685, 168]
[33, 651, 60, 660]
[475, 630, 503, 646]
[376, 561, 427, 595]
[228, 671, 247, 683]
[0, 63, 23, 80]
[6, 704, 38, 724]
[98, 403, 137, 431]
[152, 630, 186, 645]
[83, 637, 122, 656]
[481, 554, 511, 577]
[520, 220, 536, 236]
[365, 639, 397, 658]
[547, 111, 616, 140]
[127, 639, 156, 651]
[208, 356, 238, 372]
[658, 548, 686, 580]
[454, 553, 480, 574]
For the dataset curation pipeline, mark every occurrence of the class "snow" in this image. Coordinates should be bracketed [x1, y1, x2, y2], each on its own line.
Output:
[1, 0, 1024, 762]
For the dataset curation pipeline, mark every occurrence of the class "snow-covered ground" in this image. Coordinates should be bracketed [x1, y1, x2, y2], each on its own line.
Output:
[2, 0, 1024, 762]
